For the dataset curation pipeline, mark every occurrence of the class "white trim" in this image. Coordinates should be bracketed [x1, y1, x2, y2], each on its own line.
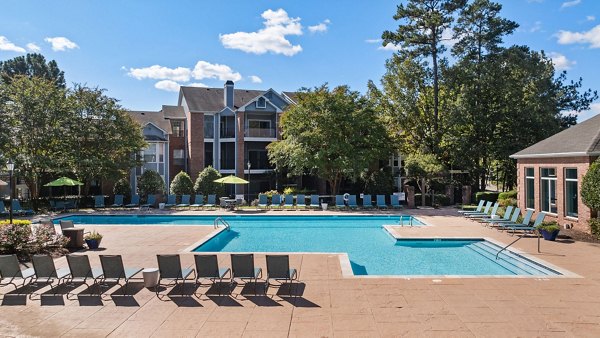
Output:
[511, 151, 600, 159]
[142, 122, 168, 135]
[238, 90, 284, 112]
[256, 97, 267, 109]
[281, 92, 296, 104]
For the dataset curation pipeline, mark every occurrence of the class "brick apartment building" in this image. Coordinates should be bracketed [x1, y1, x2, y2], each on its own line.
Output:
[511, 113, 600, 232]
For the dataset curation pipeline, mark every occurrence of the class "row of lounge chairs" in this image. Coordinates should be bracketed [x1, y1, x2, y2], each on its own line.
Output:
[257, 194, 403, 209]
[0, 253, 297, 298]
[0, 199, 34, 216]
[460, 200, 546, 235]
[94, 194, 218, 210]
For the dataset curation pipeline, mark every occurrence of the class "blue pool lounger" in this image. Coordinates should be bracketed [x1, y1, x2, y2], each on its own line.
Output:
[257, 194, 268, 209]
[362, 194, 373, 209]
[296, 194, 307, 209]
[190, 195, 204, 209]
[335, 195, 346, 209]
[110, 194, 124, 208]
[347, 195, 358, 209]
[309, 195, 320, 209]
[458, 200, 485, 214]
[376, 195, 388, 209]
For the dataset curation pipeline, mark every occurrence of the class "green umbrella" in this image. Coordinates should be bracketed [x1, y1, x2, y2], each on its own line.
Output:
[213, 175, 249, 184]
[43, 177, 84, 187]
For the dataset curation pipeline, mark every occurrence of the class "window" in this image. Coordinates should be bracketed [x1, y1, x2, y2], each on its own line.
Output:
[540, 168, 557, 214]
[248, 150, 270, 169]
[144, 143, 157, 163]
[257, 97, 266, 109]
[247, 119, 273, 137]
[171, 120, 184, 137]
[525, 167, 535, 209]
[565, 168, 578, 218]
[220, 116, 235, 138]
[204, 115, 214, 138]
[173, 149, 184, 166]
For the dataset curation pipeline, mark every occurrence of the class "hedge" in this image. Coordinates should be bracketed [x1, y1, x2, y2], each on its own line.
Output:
[415, 194, 451, 206]
[475, 191, 500, 203]
[498, 190, 517, 200]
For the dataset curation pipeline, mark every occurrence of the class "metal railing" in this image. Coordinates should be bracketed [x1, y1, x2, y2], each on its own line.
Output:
[495, 231, 540, 260]
[245, 128, 276, 138]
[399, 217, 413, 227]
[214, 217, 230, 230]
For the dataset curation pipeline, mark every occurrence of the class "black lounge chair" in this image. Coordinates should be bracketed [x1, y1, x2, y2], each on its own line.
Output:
[231, 254, 262, 295]
[0, 254, 35, 294]
[194, 255, 231, 296]
[98, 255, 143, 296]
[266, 255, 298, 289]
[156, 254, 195, 297]
[65, 255, 104, 298]
[30, 255, 71, 295]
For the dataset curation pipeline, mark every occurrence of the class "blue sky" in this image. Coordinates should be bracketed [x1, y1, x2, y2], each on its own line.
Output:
[0, 0, 598, 120]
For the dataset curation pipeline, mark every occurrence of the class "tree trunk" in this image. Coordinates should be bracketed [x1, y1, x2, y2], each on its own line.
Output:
[421, 178, 426, 207]
[432, 48, 439, 136]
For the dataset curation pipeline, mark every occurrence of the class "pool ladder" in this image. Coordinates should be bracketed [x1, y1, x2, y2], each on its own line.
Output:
[399, 217, 413, 227]
[214, 217, 231, 231]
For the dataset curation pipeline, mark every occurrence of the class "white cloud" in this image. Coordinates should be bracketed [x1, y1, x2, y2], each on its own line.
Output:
[219, 8, 303, 56]
[249, 75, 263, 84]
[378, 43, 402, 51]
[127, 65, 191, 82]
[556, 24, 600, 48]
[587, 16, 596, 21]
[549, 52, 576, 70]
[154, 80, 181, 92]
[530, 21, 542, 33]
[441, 28, 459, 47]
[26, 42, 41, 52]
[0, 36, 25, 53]
[365, 38, 382, 44]
[308, 19, 330, 33]
[576, 102, 600, 122]
[191, 61, 242, 82]
[44, 37, 78, 51]
[187, 82, 208, 88]
[561, 0, 581, 9]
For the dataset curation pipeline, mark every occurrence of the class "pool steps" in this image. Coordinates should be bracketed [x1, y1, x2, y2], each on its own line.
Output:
[466, 241, 559, 276]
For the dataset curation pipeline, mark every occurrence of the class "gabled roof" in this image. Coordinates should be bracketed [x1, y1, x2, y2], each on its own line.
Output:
[128, 110, 172, 134]
[179, 86, 264, 112]
[282, 91, 298, 104]
[511, 113, 600, 159]
[161, 105, 185, 119]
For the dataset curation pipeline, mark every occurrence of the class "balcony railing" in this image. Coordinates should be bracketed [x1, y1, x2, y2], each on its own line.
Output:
[220, 128, 235, 138]
[245, 128, 276, 138]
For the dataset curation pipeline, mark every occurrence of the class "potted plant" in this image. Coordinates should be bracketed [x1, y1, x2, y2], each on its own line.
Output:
[84, 230, 103, 249]
[537, 221, 560, 241]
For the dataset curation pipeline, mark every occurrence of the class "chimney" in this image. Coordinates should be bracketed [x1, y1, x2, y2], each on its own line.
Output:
[224, 80, 234, 109]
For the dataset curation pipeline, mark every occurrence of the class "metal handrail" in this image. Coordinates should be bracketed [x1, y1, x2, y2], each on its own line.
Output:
[496, 229, 541, 260]
[214, 217, 230, 230]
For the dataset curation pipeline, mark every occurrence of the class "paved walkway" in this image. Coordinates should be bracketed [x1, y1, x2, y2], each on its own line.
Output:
[2, 208, 600, 337]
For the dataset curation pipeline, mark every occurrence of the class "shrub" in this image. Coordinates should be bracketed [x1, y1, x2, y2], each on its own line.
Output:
[137, 170, 164, 198]
[589, 218, 600, 238]
[363, 168, 394, 195]
[582, 159, 600, 212]
[194, 166, 225, 197]
[84, 230, 103, 241]
[113, 177, 131, 199]
[498, 190, 517, 200]
[170, 171, 194, 195]
[498, 198, 517, 207]
[415, 194, 451, 206]
[538, 221, 560, 233]
[260, 190, 280, 199]
[0, 219, 32, 226]
[475, 191, 500, 203]
[283, 187, 295, 195]
[0, 223, 32, 254]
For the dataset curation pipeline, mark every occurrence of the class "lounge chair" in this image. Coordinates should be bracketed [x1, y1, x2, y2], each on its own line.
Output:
[491, 207, 521, 227]
[335, 195, 346, 209]
[390, 195, 402, 209]
[231, 254, 262, 294]
[507, 212, 546, 235]
[98, 255, 143, 296]
[481, 206, 513, 226]
[64, 255, 104, 298]
[110, 195, 124, 208]
[30, 255, 71, 295]
[296, 194, 306, 209]
[125, 195, 140, 208]
[469, 202, 500, 221]
[271, 194, 282, 209]
[94, 195, 105, 209]
[11, 199, 34, 215]
[347, 195, 358, 209]
[464, 201, 492, 217]
[0, 202, 8, 216]
[309, 195, 320, 209]
[156, 254, 195, 296]
[190, 195, 204, 209]
[257, 194, 268, 210]
[283, 194, 294, 209]
[376, 195, 388, 209]
[194, 254, 231, 296]
[177, 195, 191, 208]
[0, 254, 35, 293]
[266, 255, 298, 289]
[498, 209, 534, 231]
[458, 200, 485, 214]
[205, 195, 216, 209]
[141, 194, 156, 209]
[362, 194, 373, 209]
[164, 194, 177, 208]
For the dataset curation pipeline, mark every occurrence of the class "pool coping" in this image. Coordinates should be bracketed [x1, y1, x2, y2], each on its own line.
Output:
[180, 223, 580, 279]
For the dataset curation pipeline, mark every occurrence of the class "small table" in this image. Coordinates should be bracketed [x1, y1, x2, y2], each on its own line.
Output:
[142, 268, 160, 288]
[224, 199, 237, 210]
[62, 227, 85, 248]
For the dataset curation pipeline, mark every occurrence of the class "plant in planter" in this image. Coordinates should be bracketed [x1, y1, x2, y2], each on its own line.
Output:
[537, 221, 560, 241]
[84, 231, 103, 249]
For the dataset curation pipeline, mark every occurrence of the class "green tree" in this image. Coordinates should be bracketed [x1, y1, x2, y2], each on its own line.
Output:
[404, 152, 444, 206]
[194, 166, 225, 197]
[137, 170, 164, 198]
[170, 171, 194, 195]
[268, 84, 392, 195]
[0, 53, 65, 88]
[382, 0, 466, 147]
[113, 177, 132, 199]
[582, 159, 600, 212]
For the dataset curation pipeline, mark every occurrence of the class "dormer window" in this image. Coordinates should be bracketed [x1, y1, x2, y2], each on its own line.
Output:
[257, 97, 266, 109]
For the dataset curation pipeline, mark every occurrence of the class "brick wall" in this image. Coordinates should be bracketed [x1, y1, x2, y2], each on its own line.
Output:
[188, 112, 204, 180]
[516, 156, 595, 232]
[169, 134, 186, 183]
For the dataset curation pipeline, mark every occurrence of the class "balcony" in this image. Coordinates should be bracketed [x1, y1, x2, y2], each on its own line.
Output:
[220, 127, 235, 139]
[245, 127, 276, 138]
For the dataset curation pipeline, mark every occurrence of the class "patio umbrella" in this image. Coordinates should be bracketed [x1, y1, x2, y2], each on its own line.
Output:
[44, 177, 84, 200]
[213, 175, 249, 184]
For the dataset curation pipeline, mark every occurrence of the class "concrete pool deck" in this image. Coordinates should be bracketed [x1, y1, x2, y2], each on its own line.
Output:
[2, 207, 600, 337]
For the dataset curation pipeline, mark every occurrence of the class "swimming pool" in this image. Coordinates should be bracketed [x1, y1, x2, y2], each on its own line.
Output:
[194, 223, 561, 277]
[54, 214, 423, 227]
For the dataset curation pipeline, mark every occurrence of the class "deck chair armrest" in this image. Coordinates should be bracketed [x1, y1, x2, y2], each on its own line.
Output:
[219, 268, 231, 279]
